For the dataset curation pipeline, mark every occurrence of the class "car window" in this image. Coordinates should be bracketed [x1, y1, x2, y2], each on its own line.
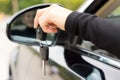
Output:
[81, 5, 120, 60]
[107, 6, 120, 22]
[108, 6, 120, 18]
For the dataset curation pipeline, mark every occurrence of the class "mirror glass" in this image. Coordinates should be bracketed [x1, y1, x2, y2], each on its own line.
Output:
[10, 9, 57, 46]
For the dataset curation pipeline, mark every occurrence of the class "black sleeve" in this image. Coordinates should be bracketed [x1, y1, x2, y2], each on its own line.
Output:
[65, 11, 120, 57]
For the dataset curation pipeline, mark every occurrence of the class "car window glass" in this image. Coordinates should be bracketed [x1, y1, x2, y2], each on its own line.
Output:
[108, 6, 120, 18]
[107, 6, 120, 23]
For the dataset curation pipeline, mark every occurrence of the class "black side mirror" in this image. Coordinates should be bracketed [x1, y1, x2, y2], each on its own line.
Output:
[6, 3, 59, 46]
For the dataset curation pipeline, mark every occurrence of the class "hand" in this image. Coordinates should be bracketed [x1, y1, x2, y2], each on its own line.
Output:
[34, 4, 72, 33]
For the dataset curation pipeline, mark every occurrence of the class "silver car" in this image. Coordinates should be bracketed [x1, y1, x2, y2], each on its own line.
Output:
[7, 0, 120, 80]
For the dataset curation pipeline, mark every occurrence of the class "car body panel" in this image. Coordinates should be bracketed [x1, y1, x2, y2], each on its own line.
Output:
[10, 45, 83, 80]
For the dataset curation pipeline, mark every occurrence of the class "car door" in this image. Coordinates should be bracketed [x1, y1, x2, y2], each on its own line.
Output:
[70, 0, 120, 80]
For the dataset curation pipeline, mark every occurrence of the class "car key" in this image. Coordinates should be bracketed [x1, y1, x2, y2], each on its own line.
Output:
[36, 27, 47, 41]
[36, 27, 48, 76]
[36, 27, 43, 68]
[40, 46, 49, 76]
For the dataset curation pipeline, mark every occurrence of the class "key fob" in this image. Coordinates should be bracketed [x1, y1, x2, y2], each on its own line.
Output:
[36, 27, 47, 41]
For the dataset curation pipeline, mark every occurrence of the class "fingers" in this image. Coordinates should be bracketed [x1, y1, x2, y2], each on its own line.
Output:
[45, 26, 58, 33]
[34, 8, 47, 28]
[34, 4, 58, 29]
[34, 6, 58, 33]
[38, 18, 58, 33]
[34, 4, 71, 33]
[34, 10, 41, 28]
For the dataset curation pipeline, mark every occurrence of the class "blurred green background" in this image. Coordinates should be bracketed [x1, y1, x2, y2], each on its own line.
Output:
[0, 0, 84, 15]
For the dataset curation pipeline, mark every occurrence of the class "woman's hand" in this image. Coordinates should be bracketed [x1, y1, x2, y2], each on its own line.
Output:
[34, 4, 72, 33]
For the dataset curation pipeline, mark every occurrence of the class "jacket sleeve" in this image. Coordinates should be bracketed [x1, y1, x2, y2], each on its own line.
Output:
[65, 11, 120, 57]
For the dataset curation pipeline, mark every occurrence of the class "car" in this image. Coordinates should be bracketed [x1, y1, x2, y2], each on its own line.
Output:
[7, 0, 120, 80]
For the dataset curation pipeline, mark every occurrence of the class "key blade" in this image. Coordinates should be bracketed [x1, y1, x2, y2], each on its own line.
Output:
[42, 60, 46, 76]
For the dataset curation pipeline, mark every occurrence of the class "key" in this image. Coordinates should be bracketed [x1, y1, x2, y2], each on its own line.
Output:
[36, 27, 47, 69]
[36, 27, 47, 41]
[36, 28, 43, 68]
[40, 47, 49, 76]
[36, 27, 48, 76]
[42, 60, 46, 76]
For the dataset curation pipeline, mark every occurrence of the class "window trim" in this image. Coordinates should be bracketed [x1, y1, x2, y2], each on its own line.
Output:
[96, 0, 120, 18]
[77, 0, 94, 12]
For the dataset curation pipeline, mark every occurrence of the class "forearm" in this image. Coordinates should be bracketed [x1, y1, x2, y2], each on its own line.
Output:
[65, 11, 120, 57]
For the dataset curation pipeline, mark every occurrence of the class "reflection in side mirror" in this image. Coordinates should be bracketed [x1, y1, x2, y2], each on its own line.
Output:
[7, 4, 58, 46]
[11, 10, 36, 38]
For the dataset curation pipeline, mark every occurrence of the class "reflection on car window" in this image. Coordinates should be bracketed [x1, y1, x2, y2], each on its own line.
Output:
[81, 40, 116, 57]
[11, 10, 36, 38]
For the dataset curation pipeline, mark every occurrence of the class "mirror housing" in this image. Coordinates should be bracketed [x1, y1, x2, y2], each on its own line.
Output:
[6, 3, 59, 46]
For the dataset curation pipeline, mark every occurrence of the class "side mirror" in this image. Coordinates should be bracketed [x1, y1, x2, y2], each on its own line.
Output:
[6, 4, 59, 46]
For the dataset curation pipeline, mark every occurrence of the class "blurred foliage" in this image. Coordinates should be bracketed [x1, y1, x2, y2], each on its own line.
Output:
[18, 0, 43, 10]
[0, 0, 84, 14]
[0, 0, 43, 14]
[0, 0, 12, 14]
[48, 0, 85, 10]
